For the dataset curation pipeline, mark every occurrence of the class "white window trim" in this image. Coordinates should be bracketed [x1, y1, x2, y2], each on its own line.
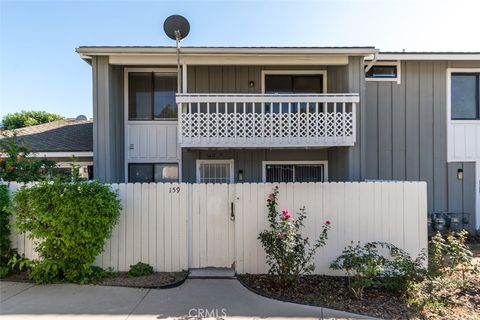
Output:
[364, 60, 401, 84]
[446, 68, 480, 230]
[447, 68, 480, 124]
[123, 67, 180, 182]
[196, 159, 235, 184]
[261, 70, 328, 94]
[261, 160, 329, 183]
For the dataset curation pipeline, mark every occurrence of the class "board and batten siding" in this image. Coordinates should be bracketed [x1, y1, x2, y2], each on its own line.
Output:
[92, 57, 125, 183]
[365, 60, 480, 231]
[9, 181, 427, 275]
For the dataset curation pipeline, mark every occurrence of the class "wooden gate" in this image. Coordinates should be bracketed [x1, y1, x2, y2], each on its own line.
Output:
[189, 183, 235, 268]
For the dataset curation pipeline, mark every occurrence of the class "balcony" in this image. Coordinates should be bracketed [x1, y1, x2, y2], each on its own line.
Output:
[177, 93, 358, 148]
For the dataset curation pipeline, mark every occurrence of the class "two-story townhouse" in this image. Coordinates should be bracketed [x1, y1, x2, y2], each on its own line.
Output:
[76, 46, 480, 232]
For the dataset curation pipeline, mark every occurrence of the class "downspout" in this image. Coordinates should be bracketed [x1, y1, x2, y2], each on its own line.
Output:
[364, 53, 379, 74]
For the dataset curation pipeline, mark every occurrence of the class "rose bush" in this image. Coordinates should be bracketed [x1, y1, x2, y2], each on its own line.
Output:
[258, 186, 331, 286]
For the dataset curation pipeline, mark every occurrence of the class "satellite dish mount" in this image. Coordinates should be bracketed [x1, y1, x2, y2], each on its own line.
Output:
[163, 15, 190, 93]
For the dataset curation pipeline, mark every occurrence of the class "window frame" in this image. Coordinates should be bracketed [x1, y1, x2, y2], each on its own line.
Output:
[124, 68, 178, 123]
[449, 72, 480, 121]
[364, 60, 401, 84]
[447, 68, 480, 124]
[261, 70, 327, 94]
[196, 159, 235, 184]
[261, 160, 329, 183]
[128, 162, 179, 183]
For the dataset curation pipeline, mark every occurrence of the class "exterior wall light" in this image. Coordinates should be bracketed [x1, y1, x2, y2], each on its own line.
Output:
[249, 81, 255, 88]
[457, 168, 463, 180]
[238, 169, 244, 182]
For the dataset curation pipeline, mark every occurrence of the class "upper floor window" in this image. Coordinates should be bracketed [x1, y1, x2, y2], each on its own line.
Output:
[263, 72, 325, 94]
[451, 73, 480, 120]
[365, 61, 401, 84]
[128, 72, 177, 121]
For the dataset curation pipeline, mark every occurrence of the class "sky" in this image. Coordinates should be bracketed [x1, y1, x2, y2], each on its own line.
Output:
[1, 0, 480, 119]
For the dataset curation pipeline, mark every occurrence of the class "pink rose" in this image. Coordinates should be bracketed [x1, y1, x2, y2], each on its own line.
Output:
[281, 210, 291, 220]
[267, 194, 274, 201]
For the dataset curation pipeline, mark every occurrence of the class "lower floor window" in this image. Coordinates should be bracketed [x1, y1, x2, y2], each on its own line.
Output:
[128, 163, 179, 183]
[197, 160, 234, 183]
[264, 162, 326, 183]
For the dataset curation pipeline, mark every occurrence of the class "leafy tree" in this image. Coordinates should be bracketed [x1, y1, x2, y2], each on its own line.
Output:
[1, 111, 63, 130]
[0, 133, 56, 182]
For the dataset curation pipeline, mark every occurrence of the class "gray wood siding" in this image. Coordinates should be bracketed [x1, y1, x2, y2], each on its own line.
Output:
[182, 149, 330, 183]
[187, 65, 341, 93]
[92, 57, 124, 182]
[365, 60, 480, 230]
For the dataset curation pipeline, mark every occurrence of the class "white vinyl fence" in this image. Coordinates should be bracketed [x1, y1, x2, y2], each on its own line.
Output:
[8, 181, 427, 275]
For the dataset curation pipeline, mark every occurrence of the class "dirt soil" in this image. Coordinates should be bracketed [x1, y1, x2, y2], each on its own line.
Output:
[238, 274, 417, 319]
[3, 271, 188, 289]
[239, 273, 480, 320]
[97, 271, 187, 288]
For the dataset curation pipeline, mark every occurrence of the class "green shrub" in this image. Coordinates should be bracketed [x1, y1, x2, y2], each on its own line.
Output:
[429, 230, 474, 278]
[330, 242, 386, 299]
[1, 111, 63, 130]
[330, 242, 427, 299]
[128, 262, 154, 277]
[258, 187, 331, 286]
[13, 180, 121, 283]
[380, 244, 427, 292]
[0, 185, 11, 268]
[28, 259, 64, 284]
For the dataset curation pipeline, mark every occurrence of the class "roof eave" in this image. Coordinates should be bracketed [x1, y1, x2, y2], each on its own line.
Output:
[75, 46, 379, 58]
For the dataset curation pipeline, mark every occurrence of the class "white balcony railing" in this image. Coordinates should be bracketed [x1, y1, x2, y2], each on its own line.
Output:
[177, 93, 358, 148]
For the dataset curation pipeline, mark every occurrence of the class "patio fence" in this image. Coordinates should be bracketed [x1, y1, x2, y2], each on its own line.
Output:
[8, 181, 428, 275]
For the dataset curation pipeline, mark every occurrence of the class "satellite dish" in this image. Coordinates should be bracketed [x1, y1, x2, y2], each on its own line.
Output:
[163, 15, 190, 41]
[75, 115, 88, 121]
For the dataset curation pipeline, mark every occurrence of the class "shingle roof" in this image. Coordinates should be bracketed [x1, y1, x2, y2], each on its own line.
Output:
[1, 119, 93, 152]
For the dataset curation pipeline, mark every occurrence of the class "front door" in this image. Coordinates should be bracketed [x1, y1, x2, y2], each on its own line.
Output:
[190, 159, 235, 268]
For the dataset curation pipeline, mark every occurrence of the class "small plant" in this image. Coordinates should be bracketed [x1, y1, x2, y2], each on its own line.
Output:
[128, 262, 154, 277]
[430, 230, 474, 279]
[13, 180, 121, 283]
[331, 242, 427, 299]
[7, 252, 31, 273]
[330, 242, 385, 299]
[380, 244, 427, 292]
[258, 187, 331, 286]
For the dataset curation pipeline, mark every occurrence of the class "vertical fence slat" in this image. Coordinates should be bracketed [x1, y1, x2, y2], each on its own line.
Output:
[164, 184, 172, 272]
[118, 183, 127, 271]
[148, 183, 157, 269]
[156, 183, 165, 271]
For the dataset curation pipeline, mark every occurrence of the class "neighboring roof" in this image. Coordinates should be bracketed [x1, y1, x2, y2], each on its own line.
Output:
[76, 46, 379, 57]
[375, 52, 480, 61]
[1, 119, 93, 153]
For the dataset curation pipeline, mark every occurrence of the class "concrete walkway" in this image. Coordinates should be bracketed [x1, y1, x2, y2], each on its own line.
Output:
[0, 279, 373, 320]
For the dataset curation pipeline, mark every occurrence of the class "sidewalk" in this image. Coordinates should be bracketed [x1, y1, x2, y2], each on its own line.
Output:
[1, 279, 374, 319]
